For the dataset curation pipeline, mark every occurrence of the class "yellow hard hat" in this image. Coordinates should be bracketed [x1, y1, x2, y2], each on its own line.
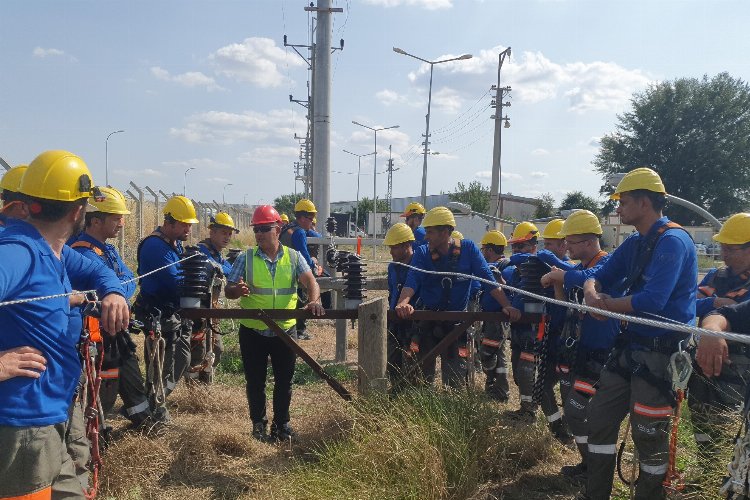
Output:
[481, 230, 508, 247]
[713, 213, 750, 245]
[509, 221, 539, 244]
[20, 150, 98, 202]
[560, 210, 602, 237]
[163, 195, 199, 224]
[210, 211, 239, 233]
[312, 217, 317, 224]
[451, 230, 464, 241]
[422, 206, 456, 228]
[1, 165, 28, 193]
[610, 167, 666, 200]
[400, 201, 426, 217]
[383, 222, 415, 246]
[280, 213, 290, 223]
[89, 186, 130, 215]
[294, 198, 317, 214]
[541, 219, 565, 240]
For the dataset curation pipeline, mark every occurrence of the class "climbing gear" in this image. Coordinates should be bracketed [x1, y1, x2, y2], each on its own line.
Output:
[721, 404, 750, 497]
[714, 213, 750, 245]
[532, 314, 551, 405]
[663, 344, 693, 493]
[20, 150, 102, 202]
[163, 195, 199, 223]
[88, 186, 130, 215]
[210, 211, 239, 232]
[0, 164, 27, 193]
[144, 308, 167, 412]
[541, 219, 565, 239]
[509, 221, 539, 244]
[481, 229, 507, 247]
[293, 198, 317, 213]
[610, 167, 666, 200]
[383, 222, 415, 246]
[617, 417, 640, 493]
[400, 201, 426, 217]
[422, 206, 456, 228]
[560, 210, 602, 236]
[251, 204, 282, 225]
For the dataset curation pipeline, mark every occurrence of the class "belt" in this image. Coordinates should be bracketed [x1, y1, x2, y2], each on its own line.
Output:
[625, 331, 689, 354]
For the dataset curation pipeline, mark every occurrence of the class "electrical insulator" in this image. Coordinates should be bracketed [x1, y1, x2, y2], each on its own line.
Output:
[325, 216, 337, 236]
[519, 256, 551, 313]
[178, 247, 213, 308]
[341, 253, 367, 308]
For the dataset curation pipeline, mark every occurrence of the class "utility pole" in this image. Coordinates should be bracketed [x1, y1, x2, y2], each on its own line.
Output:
[305, 0, 343, 229]
[489, 47, 512, 227]
[285, 27, 314, 198]
[385, 145, 398, 228]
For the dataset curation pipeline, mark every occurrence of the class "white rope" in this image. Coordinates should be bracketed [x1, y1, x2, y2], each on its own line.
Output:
[0, 253, 199, 308]
[362, 257, 750, 346]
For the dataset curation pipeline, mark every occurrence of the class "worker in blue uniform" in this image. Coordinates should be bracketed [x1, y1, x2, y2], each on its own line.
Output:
[0, 164, 29, 232]
[400, 201, 427, 250]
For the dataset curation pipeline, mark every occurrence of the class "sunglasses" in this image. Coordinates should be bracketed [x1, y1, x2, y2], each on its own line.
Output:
[253, 225, 276, 234]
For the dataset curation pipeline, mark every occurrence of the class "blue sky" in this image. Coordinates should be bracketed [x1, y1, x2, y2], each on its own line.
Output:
[2, 0, 749, 207]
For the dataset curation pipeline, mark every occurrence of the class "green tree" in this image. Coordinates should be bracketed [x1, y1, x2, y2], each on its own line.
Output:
[534, 193, 556, 218]
[351, 197, 390, 228]
[448, 181, 490, 214]
[594, 72, 750, 225]
[273, 193, 300, 219]
[559, 191, 602, 216]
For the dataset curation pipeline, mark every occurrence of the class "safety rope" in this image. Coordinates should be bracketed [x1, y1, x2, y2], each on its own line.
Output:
[363, 258, 750, 345]
[721, 417, 750, 498]
[532, 314, 550, 405]
[145, 322, 166, 408]
[664, 349, 693, 493]
[80, 335, 103, 499]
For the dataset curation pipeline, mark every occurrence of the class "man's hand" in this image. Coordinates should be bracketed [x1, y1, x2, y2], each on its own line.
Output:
[100, 293, 130, 335]
[696, 335, 730, 378]
[69, 292, 86, 308]
[304, 300, 325, 317]
[0, 346, 47, 382]
[395, 302, 414, 319]
[584, 290, 611, 321]
[714, 297, 737, 308]
[502, 306, 521, 322]
[541, 266, 565, 288]
[225, 278, 250, 299]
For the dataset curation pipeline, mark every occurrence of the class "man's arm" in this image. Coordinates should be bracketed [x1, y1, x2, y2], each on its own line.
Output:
[395, 286, 416, 319]
[299, 270, 324, 316]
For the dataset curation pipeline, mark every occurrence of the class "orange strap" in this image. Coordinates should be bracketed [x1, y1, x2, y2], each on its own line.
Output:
[70, 240, 104, 256]
[5, 486, 52, 500]
[536, 315, 547, 342]
[85, 316, 102, 343]
[663, 389, 685, 492]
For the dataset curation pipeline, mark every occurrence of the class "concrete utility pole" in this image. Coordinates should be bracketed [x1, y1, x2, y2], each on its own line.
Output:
[385, 145, 398, 228]
[306, 0, 343, 230]
[489, 47, 512, 226]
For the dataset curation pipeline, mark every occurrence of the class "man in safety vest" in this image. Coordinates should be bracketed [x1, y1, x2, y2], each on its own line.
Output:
[70, 186, 151, 427]
[186, 212, 237, 383]
[582, 168, 697, 499]
[280, 198, 322, 340]
[395, 207, 520, 388]
[541, 210, 619, 485]
[688, 213, 750, 458]
[400, 201, 427, 250]
[383, 222, 418, 393]
[0, 165, 29, 232]
[133, 195, 199, 421]
[0, 150, 129, 499]
[225, 205, 324, 442]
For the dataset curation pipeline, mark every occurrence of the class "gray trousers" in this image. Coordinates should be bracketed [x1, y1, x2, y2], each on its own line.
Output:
[187, 327, 224, 383]
[141, 312, 191, 405]
[510, 325, 559, 421]
[99, 347, 151, 423]
[415, 320, 467, 389]
[480, 320, 510, 400]
[66, 374, 91, 494]
[586, 348, 674, 500]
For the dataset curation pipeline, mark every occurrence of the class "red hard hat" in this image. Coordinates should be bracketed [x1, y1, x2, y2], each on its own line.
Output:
[251, 205, 282, 225]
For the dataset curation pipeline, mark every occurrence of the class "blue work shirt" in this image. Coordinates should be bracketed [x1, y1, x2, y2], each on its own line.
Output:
[71, 232, 136, 300]
[137, 228, 184, 305]
[404, 239, 498, 311]
[0, 220, 125, 427]
[592, 217, 697, 338]
[388, 259, 419, 310]
[563, 252, 619, 352]
[480, 260, 511, 312]
[197, 238, 233, 275]
[411, 225, 427, 251]
[695, 268, 750, 318]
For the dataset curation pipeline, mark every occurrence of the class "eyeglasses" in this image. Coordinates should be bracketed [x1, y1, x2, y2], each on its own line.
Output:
[253, 225, 276, 234]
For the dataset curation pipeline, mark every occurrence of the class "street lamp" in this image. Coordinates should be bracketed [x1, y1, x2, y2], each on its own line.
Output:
[343, 149, 376, 233]
[105, 129, 125, 186]
[183, 167, 196, 196]
[351, 121, 399, 249]
[223, 183, 233, 206]
[393, 47, 473, 205]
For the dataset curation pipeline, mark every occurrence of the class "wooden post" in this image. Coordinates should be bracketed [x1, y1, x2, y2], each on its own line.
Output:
[357, 297, 387, 395]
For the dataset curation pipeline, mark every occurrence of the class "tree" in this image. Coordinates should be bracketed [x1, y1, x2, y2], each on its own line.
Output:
[559, 191, 602, 216]
[594, 72, 750, 225]
[273, 193, 300, 218]
[448, 181, 490, 214]
[534, 193, 556, 218]
[350, 197, 390, 228]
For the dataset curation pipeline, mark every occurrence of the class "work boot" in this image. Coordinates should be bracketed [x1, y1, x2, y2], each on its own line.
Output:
[550, 420, 574, 446]
[506, 408, 536, 424]
[561, 462, 587, 485]
[270, 421, 296, 442]
[252, 421, 269, 442]
[297, 330, 311, 341]
[151, 406, 171, 424]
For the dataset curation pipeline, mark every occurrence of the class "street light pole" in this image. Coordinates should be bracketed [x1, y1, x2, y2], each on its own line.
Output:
[223, 183, 233, 206]
[343, 149, 376, 231]
[393, 47, 472, 205]
[183, 167, 196, 196]
[105, 129, 125, 186]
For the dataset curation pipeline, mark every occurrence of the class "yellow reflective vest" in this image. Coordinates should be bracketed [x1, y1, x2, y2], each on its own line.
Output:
[239, 246, 299, 331]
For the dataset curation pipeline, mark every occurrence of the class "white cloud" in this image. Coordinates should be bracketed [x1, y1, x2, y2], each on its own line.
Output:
[206, 176, 231, 184]
[432, 87, 464, 114]
[169, 109, 300, 144]
[210, 37, 305, 88]
[376, 89, 409, 106]
[237, 146, 299, 166]
[32, 47, 77, 62]
[161, 158, 229, 170]
[529, 171, 549, 178]
[112, 168, 166, 178]
[150, 66, 223, 91]
[350, 127, 411, 153]
[588, 136, 601, 147]
[531, 148, 550, 156]
[475, 170, 521, 180]
[363, 0, 452, 9]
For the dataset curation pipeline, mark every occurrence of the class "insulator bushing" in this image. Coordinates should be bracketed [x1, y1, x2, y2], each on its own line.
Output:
[341, 254, 367, 301]
[519, 256, 551, 302]
[325, 216, 337, 235]
[178, 247, 213, 307]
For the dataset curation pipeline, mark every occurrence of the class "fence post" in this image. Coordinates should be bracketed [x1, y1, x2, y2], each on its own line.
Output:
[144, 186, 160, 228]
[158, 190, 169, 202]
[129, 181, 144, 242]
[357, 297, 387, 395]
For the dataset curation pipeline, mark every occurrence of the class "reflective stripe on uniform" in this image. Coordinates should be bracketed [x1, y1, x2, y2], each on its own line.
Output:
[640, 462, 669, 475]
[546, 410, 562, 423]
[574, 435, 588, 444]
[520, 351, 535, 362]
[482, 338, 501, 348]
[633, 402, 673, 418]
[100, 368, 119, 380]
[557, 364, 570, 374]
[520, 395, 533, 402]
[495, 367, 508, 374]
[573, 379, 596, 395]
[125, 400, 150, 416]
[588, 443, 617, 454]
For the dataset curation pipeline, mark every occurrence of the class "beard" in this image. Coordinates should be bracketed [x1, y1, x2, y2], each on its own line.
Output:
[71, 211, 86, 238]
